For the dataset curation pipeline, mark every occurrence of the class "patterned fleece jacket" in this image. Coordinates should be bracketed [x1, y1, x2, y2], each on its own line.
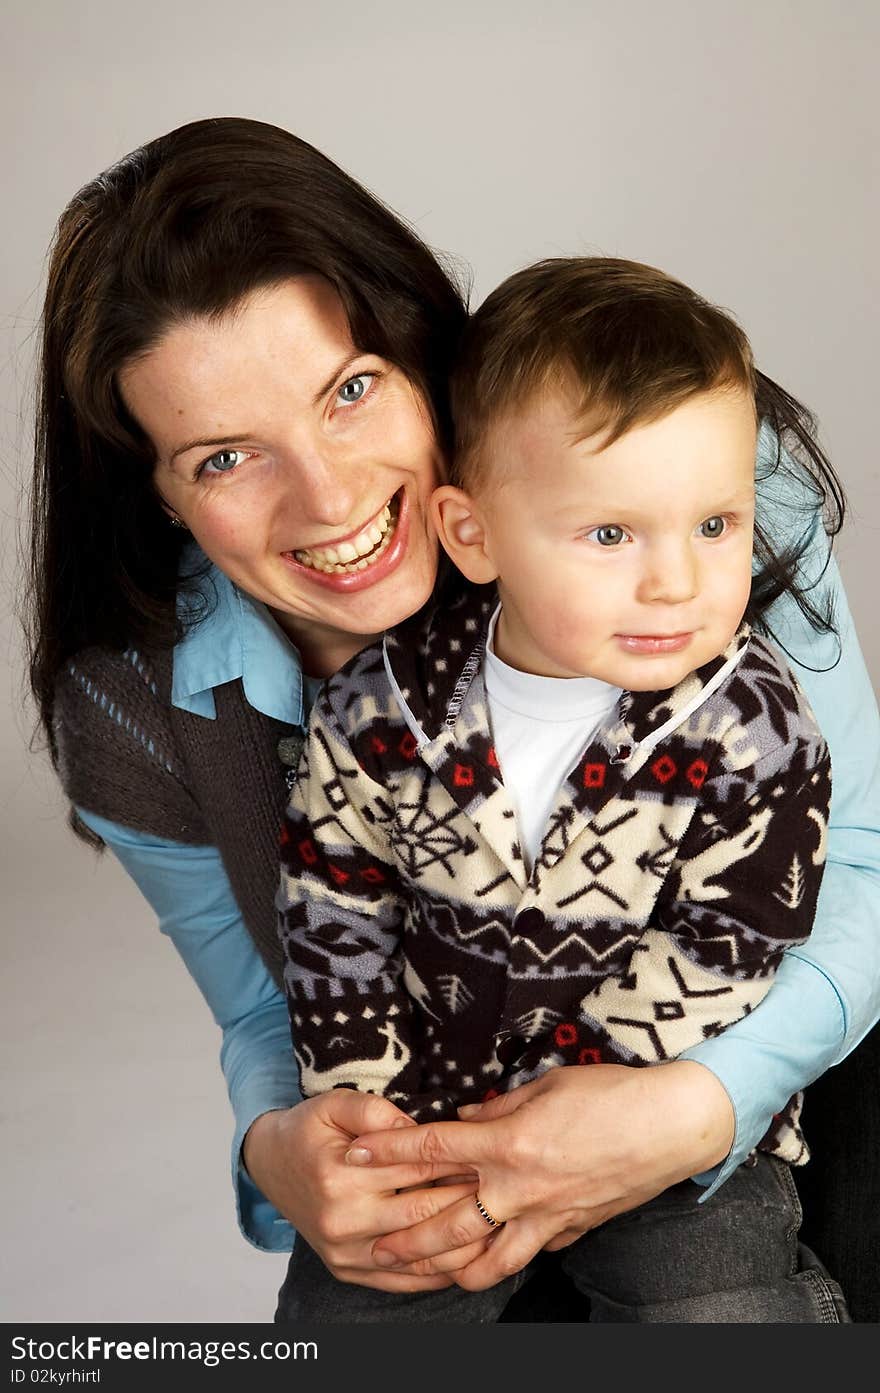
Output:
[277, 582, 831, 1164]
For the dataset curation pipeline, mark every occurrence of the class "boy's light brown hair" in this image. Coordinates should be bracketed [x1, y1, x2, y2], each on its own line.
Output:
[450, 256, 757, 490]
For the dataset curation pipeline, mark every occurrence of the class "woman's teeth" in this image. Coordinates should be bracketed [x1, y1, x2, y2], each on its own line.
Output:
[293, 501, 396, 574]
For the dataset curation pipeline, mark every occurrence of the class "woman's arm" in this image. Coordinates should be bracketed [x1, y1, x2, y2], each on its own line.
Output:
[768, 545, 880, 1061]
[76, 808, 473, 1289]
[76, 808, 301, 1252]
[680, 541, 880, 1192]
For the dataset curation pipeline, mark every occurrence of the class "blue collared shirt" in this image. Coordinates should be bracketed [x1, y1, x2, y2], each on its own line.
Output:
[172, 556, 310, 725]
[77, 478, 880, 1249]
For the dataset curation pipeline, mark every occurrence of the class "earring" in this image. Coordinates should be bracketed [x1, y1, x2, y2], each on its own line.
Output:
[169, 514, 187, 530]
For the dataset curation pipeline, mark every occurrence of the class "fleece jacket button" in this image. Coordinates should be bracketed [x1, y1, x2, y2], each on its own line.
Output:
[515, 907, 545, 936]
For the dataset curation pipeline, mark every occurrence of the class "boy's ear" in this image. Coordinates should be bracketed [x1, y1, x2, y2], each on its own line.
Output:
[431, 485, 499, 584]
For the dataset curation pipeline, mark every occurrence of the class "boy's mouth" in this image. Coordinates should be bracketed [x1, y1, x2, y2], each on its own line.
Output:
[616, 632, 693, 654]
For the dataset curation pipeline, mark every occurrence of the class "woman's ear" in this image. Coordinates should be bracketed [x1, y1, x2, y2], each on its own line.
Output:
[430, 485, 499, 584]
[154, 487, 188, 530]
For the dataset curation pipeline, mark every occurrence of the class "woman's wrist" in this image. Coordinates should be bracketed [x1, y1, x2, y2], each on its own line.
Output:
[653, 1059, 736, 1175]
[241, 1107, 288, 1186]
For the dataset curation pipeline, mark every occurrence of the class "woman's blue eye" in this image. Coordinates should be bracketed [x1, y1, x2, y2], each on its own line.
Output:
[699, 515, 726, 538]
[201, 448, 246, 475]
[336, 373, 374, 407]
[590, 524, 628, 547]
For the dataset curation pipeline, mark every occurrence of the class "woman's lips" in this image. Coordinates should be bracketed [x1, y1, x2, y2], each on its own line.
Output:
[616, 632, 694, 655]
[281, 488, 410, 593]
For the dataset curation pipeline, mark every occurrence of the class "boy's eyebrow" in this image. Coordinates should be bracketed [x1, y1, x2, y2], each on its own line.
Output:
[701, 487, 757, 508]
[713, 489, 756, 506]
[547, 487, 756, 519]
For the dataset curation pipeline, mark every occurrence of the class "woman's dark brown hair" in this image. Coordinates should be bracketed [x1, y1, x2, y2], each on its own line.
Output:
[27, 116, 468, 759]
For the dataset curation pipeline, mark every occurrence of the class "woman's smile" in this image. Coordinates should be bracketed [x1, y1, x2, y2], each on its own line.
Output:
[287, 488, 403, 586]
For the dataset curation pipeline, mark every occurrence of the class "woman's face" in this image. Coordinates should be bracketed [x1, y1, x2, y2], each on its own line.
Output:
[120, 277, 443, 673]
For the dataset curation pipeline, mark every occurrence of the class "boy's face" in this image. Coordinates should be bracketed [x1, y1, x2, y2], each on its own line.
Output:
[450, 387, 756, 689]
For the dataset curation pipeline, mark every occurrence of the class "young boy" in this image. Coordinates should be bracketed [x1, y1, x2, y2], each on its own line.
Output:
[277, 258, 833, 1321]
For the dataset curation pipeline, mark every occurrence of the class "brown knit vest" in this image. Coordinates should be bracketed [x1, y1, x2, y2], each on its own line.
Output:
[54, 643, 298, 985]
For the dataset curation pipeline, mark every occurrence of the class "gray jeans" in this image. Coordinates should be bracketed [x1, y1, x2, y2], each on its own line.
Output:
[274, 1154, 850, 1323]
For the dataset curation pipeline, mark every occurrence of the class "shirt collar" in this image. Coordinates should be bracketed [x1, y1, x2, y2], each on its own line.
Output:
[172, 549, 306, 727]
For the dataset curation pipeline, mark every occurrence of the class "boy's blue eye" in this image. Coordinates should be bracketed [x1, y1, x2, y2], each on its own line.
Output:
[699, 515, 726, 538]
[591, 525, 627, 546]
[336, 373, 375, 407]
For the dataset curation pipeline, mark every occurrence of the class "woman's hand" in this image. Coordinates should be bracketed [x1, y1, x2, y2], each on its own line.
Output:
[242, 1091, 480, 1291]
[344, 1061, 735, 1290]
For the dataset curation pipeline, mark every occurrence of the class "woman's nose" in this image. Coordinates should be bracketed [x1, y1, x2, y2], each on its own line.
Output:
[280, 445, 361, 528]
[637, 542, 699, 606]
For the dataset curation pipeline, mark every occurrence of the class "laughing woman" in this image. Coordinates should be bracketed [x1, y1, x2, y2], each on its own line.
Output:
[27, 118, 880, 1320]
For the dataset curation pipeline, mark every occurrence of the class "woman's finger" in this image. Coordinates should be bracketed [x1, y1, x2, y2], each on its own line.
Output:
[457, 1076, 544, 1121]
[322, 1087, 417, 1139]
[362, 1159, 478, 1193]
[327, 1264, 456, 1294]
[367, 1181, 479, 1238]
[542, 1227, 585, 1253]
[387, 1237, 492, 1277]
[369, 1189, 505, 1269]
[452, 1215, 552, 1292]
[346, 1118, 492, 1169]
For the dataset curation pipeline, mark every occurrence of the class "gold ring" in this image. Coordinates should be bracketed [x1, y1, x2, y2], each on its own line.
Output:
[475, 1193, 505, 1228]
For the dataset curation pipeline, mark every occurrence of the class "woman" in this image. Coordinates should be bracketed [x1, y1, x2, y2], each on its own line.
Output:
[27, 117, 880, 1319]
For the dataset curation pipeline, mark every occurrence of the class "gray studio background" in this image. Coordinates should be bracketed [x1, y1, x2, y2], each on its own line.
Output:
[2, 0, 877, 1322]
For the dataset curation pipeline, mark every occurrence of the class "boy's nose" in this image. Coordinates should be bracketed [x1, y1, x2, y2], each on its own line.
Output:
[637, 544, 699, 606]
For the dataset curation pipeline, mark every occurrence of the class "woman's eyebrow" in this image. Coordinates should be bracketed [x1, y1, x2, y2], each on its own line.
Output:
[312, 352, 366, 405]
[170, 432, 249, 464]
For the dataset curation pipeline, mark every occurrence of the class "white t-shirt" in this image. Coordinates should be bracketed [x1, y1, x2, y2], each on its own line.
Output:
[484, 607, 621, 873]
